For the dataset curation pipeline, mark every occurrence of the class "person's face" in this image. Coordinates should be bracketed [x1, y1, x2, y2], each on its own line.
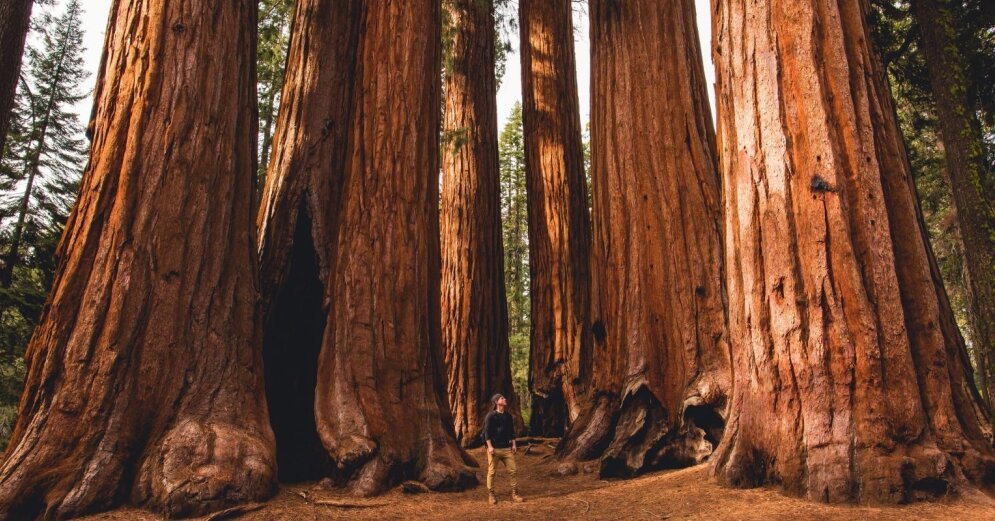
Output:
[497, 396, 507, 408]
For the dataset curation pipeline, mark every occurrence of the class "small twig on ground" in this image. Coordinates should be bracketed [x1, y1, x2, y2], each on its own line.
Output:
[203, 503, 264, 521]
[641, 508, 670, 519]
[567, 497, 591, 514]
[313, 499, 389, 509]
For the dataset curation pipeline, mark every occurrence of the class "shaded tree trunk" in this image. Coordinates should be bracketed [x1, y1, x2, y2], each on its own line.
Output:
[0, 0, 276, 518]
[258, 0, 477, 495]
[711, 0, 995, 502]
[914, 0, 995, 436]
[518, 0, 592, 437]
[0, 0, 33, 155]
[440, 0, 523, 446]
[556, 0, 731, 478]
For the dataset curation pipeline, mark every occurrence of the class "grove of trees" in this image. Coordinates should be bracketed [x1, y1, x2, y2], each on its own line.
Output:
[0, 0, 991, 518]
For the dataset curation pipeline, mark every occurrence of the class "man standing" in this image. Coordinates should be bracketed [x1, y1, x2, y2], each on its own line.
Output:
[484, 393, 522, 504]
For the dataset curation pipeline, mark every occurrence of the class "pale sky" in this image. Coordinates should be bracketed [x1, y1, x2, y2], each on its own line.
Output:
[69, 0, 715, 134]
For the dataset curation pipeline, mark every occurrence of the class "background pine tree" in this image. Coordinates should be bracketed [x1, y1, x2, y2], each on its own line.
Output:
[256, 0, 294, 191]
[0, 0, 89, 448]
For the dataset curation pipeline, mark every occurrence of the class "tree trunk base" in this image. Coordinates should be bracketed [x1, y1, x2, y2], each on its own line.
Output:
[530, 388, 568, 438]
[557, 387, 725, 479]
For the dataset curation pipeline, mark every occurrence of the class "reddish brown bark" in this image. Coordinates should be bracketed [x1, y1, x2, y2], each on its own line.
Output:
[711, 0, 995, 502]
[440, 0, 523, 446]
[519, 0, 592, 437]
[258, 0, 477, 495]
[0, 1, 275, 518]
[556, 0, 730, 478]
[0, 0, 33, 154]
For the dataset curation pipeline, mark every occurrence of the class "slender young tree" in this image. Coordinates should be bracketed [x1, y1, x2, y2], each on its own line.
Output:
[913, 0, 995, 433]
[556, 0, 731, 478]
[0, 0, 277, 518]
[711, 0, 995, 502]
[441, 0, 523, 446]
[1, 0, 89, 289]
[0, 0, 34, 155]
[258, 0, 476, 494]
[519, 0, 592, 437]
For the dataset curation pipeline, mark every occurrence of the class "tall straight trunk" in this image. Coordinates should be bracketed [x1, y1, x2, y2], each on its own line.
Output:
[711, 0, 995, 502]
[0, 0, 275, 518]
[441, 0, 523, 446]
[914, 0, 995, 435]
[0, 0, 33, 154]
[518, 0, 592, 437]
[557, 0, 731, 478]
[258, 0, 476, 494]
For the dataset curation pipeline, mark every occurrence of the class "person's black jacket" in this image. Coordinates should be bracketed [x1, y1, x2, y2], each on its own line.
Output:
[483, 410, 515, 449]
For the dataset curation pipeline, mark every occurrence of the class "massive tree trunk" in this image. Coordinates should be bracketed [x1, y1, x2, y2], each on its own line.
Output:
[0, 1, 276, 518]
[0, 0, 32, 155]
[440, 0, 523, 446]
[518, 0, 592, 438]
[914, 0, 995, 434]
[556, 0, 731, 478]
[258, 0, 477, 495]
[711, 0, 995, 502]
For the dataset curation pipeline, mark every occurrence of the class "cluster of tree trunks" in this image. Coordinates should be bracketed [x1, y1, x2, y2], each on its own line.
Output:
[257, 0, 476, 497]
[710, 0, 995, 502]
[913, 0, 995, 433]
[555, 0, 731, 479]
[0, 0, 34, 155]
[0, 1, 275, 518]
[519, 0, 593, 438]
[440, 0, 524, 446]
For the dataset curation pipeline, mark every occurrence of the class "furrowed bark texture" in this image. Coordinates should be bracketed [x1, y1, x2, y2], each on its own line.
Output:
[557, 0, 731, 478]
[0, 0, 33, 154]
[711, 0, 995, 502]
[914, 0, 995, 434]
[519, 0, 592, 438]
[258, 0, 477, 495]
[0, 1, 276, 519]
[441, 0, 523, 446]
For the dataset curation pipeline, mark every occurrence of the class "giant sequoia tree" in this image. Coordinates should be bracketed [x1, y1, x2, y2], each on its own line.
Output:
[711, 0, 995, 502]
[0, 0, 34, 154]
[441, 0, 523, 446]
[557, 0, 730, 477]
[519, 0, 592, 437]
[0, 0, 276, 518]
[258, 0, 476, 494]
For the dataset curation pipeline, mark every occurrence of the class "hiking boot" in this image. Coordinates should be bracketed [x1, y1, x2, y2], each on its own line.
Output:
[488, 494, 497, 505]
[511, 492, 524, 503]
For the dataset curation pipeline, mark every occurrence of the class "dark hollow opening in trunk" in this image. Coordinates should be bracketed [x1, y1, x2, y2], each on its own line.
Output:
[529, 386, 568, 437]
[683, 404, 725, 448]
[263, 209, 331, 483]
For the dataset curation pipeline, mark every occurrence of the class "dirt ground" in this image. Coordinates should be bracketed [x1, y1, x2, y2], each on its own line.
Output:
[80, 440, 995, 521]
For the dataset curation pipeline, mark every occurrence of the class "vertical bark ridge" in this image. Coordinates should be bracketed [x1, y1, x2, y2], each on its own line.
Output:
[712, 0, 995, 503]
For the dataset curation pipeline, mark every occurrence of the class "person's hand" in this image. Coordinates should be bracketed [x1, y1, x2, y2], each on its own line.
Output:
[488, 446, 495, 455]
[512, 444, 517, 454]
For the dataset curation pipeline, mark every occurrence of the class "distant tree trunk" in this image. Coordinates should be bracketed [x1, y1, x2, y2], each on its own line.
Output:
[0, 0, 276, 518]
[440, 0, 523, 446]
[915, 0, 995, 435]
[556, 0, 731, 478]
[0, 0, 32, 155]
[711, 0, 995, 502]
[519, 0, 592, 437]
[258, 0, 477, 495]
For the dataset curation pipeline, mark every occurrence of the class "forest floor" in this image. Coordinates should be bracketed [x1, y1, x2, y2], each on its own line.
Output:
[81, 439, 995, 521]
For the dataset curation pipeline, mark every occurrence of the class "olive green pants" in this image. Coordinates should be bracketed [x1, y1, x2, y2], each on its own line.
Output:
[486, 447, 518, 494]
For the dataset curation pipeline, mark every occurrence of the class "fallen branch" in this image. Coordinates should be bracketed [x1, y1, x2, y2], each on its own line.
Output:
[313, 499, 389, 509]
[204, 503, 265, 521]
[567, 497, 591, 514]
